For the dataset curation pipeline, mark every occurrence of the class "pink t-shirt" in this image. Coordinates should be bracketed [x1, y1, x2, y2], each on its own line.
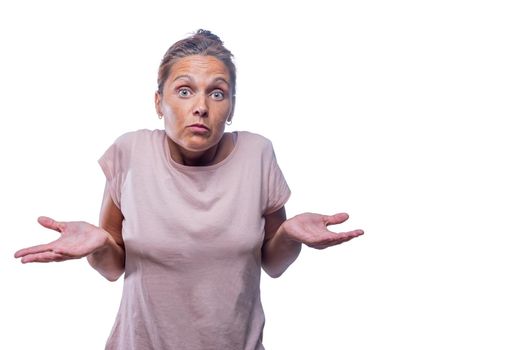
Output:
[99, 129, 291, 350]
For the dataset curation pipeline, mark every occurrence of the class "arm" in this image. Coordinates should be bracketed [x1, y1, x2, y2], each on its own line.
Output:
[262, 208, 364, 278]
[262, 206, 302, 278]
[86, 182, 125, 281]
[14, 183, 125, 282]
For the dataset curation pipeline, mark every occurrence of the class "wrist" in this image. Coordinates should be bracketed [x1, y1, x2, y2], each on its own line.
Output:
[91, 229, 113, 255]
[276, 221, 301, 246]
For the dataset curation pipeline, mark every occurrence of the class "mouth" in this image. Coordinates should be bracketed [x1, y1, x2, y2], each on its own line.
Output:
[189, 123, 209, 130]
[187, 123, 210, 132]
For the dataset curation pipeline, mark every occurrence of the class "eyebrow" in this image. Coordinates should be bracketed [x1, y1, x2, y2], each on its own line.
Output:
[212, 77, 230, 87]
[172, 75, 230, 87]
[172, 74, 193, 83]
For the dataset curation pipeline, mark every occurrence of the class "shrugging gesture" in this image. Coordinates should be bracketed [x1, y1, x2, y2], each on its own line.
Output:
[284, 212, 364, 249]
[262, 210, 363, 278]
[14, 29, 365, 348]
[14, 216, 109, 263]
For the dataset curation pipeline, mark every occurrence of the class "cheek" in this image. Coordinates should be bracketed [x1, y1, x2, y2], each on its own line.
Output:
[164, 105, 187, 125]
[163, 96, 188, 115]
[165, 118, 183, 136]
[215, 103, 233, 121]
[163, 114, 184, 138]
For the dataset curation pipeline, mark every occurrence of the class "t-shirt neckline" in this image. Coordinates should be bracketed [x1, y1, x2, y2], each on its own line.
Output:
[163, 131, 240, 172]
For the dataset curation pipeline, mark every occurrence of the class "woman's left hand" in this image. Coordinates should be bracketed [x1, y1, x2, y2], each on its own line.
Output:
[282, 212, 363, 249]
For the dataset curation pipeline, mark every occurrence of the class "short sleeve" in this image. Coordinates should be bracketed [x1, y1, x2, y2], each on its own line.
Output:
[98, 135, 129, 209]
[264, 143, 291, 215]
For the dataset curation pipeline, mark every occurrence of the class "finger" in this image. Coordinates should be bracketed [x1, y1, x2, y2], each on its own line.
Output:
[14, 242, 56, 258]
[324, 227, 364, 237]
[328, 229, 364, 244]
[324, 213, 350, 226]
[339, 229, 364, 238]
[310, 230, 364, 249]
[328, 230, 364, 243]
[21, 251, 66, 263]
[37, 216, 65, 233]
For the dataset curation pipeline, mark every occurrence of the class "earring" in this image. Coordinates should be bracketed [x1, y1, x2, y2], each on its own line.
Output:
[158, 114, 163, 120]
[226, 119, 232, 126]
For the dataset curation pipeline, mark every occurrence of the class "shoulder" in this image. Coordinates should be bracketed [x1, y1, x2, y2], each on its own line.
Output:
[114, 129, 162, 144]
[111, 129, 164, 150]
[100, 129, 165, 173]
[237, 131, 274, 153]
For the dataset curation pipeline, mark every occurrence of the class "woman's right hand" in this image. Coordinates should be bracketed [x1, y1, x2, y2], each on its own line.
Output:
[14, 216, 110, 263]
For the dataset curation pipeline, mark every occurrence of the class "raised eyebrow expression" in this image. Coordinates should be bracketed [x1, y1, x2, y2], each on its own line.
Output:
[172, 75, 230, 91]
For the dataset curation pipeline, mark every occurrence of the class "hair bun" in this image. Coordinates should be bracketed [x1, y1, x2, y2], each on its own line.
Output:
[195, 29, 223, 45]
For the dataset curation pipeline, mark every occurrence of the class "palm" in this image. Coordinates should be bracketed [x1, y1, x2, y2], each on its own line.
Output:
[284, 212, 363, 249]
[15, 216, 108, 263]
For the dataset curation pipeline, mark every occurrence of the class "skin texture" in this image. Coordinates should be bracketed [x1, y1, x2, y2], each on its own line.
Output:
[14, 216, 107, 263]
[15, 183, 125, 281]
[86, 182, 125, 281]
[155, 55, 235, 166]
[14, 54, 364, 280]
[262, 208, 364, 278]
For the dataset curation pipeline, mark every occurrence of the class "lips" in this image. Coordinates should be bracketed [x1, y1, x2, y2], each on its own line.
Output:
[188, 123, 209, 130]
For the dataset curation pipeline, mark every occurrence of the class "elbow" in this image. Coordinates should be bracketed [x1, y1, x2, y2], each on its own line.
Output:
[104, 269, 124, 282]
[106, 275, 121, 282]
[268, 271, 285, 279]
[262, 264, 286, 279]
[87, 249, 125, 282]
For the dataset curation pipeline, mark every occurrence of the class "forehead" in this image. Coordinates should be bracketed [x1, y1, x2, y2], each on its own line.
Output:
[169, 55, 230, 80]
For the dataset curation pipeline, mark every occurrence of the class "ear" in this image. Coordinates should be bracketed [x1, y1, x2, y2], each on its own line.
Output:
[154, 91, 163, 117]
[227, 95, 236, 123]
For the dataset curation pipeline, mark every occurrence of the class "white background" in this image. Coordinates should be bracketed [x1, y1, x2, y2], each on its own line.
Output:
[1, 1, 523, 349]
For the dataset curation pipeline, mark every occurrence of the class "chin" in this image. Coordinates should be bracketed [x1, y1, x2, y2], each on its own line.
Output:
[184, 138, 217, 152]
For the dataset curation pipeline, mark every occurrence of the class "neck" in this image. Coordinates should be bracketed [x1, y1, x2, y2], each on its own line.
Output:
[168, 133, 233, 166]
[170, 143, 219, 166]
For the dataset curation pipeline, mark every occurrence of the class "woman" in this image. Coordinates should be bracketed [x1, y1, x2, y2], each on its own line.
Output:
[15, 29, 363, 350]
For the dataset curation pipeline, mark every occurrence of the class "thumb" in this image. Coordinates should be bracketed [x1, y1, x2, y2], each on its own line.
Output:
[324, 212, 349, 226]
[37, 216, 65, 233]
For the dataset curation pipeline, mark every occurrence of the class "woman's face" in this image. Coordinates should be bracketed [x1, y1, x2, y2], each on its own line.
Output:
[155, 55, 234, 155]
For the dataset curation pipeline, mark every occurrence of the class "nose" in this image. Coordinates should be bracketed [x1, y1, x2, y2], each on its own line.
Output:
[193, 94, 208, 118]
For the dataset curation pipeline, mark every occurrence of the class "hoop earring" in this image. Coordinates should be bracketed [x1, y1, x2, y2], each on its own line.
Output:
[226, 119, 232, 126]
